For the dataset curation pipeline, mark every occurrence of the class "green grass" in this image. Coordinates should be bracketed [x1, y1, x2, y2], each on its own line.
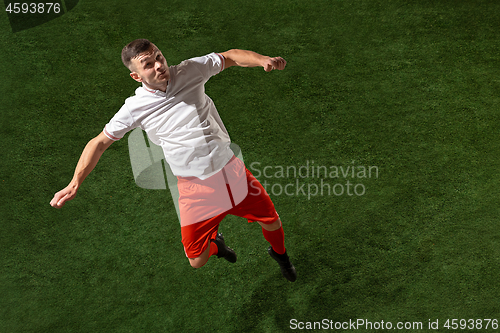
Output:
[1, 0, 500, 332]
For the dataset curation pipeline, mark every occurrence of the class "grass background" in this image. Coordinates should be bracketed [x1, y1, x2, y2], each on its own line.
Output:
[1, 0, 500, 332]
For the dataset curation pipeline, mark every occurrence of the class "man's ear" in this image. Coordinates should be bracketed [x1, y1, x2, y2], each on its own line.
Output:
[130, 72, 142, 83]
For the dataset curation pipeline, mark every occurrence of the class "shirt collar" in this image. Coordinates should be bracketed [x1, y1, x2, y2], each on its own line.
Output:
[142, 83, 168, 97]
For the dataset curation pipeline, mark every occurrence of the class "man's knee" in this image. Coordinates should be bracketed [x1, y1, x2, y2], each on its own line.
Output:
[188, 246, 211, 268]
[189, 257, 207, 269]
[259, 218, 282, 231]
[190, 261, 204, 269]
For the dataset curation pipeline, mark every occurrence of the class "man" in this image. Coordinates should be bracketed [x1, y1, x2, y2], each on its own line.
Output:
[50, 39, 296, 282]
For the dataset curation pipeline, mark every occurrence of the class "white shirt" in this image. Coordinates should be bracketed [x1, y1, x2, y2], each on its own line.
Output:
[104, 53, 234, 179]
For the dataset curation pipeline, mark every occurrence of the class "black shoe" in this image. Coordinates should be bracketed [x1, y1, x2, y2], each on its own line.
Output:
[268, 246, 297, 282]
[212, 233, 237, 263]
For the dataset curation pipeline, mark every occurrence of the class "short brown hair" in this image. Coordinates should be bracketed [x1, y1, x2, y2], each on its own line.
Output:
[121, 39, 153, 70]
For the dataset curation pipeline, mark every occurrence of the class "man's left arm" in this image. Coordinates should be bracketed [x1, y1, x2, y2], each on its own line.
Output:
[219, 49, 286, 72]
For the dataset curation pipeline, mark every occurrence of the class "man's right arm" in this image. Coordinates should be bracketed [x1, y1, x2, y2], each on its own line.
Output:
[50, 131, 114, 209]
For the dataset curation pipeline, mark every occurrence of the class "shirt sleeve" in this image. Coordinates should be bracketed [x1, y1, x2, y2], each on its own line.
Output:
[103, 104, 136, 141]
[187, 53, 225, 81]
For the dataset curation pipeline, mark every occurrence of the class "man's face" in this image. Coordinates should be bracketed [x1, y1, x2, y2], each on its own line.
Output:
[129, 44, 170, 91]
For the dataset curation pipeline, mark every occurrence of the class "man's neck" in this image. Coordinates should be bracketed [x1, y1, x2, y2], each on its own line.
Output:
[143, 82, 167, 93]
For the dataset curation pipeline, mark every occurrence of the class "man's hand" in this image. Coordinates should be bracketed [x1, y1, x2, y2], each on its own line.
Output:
[50, 184, 78, 209]
[263, 56, 287, 72]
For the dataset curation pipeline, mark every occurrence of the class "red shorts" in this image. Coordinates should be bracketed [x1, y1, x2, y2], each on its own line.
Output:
[178, 157, 279, 258]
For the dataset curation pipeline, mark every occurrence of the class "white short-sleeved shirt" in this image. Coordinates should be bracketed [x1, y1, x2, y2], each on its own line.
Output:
[104, 53, 234, 180]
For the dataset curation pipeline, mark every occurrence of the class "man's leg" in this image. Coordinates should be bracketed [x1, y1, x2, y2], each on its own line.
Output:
[258, 218, 286, 254]
[187, 233, 237, 269]
[258, 218, 296, 282]
[225, 165, 296, 281]
[188, 245, 212, 268]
